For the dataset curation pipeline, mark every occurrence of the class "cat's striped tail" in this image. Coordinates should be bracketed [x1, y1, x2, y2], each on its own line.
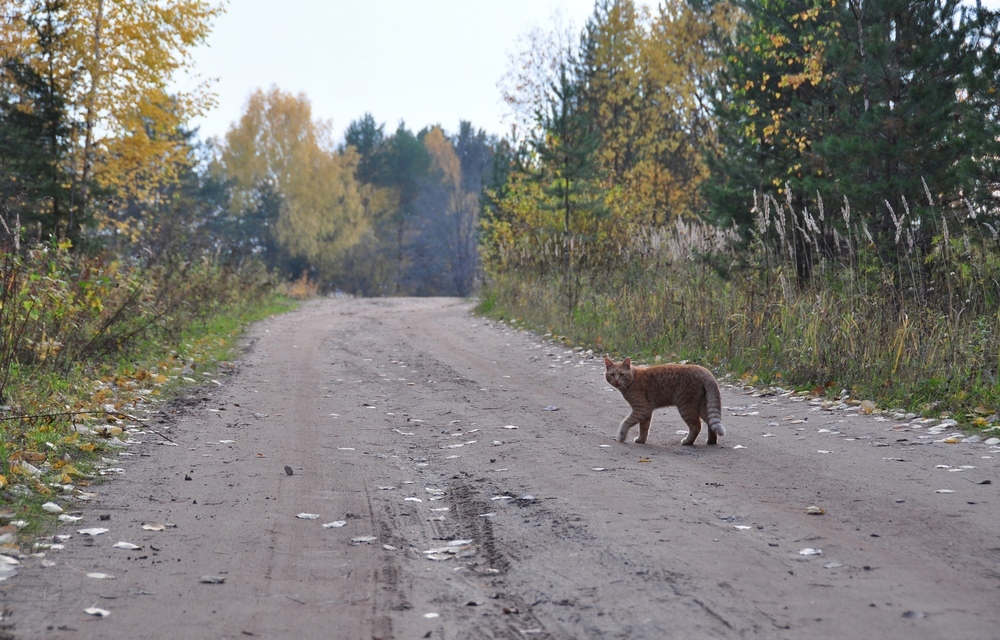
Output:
[709, 416, 726, 436]
[706, 381, 726, 437]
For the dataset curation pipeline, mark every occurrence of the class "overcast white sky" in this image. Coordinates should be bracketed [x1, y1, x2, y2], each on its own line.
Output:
[180, 0, 1000, 144]
[179, 0, 614, 143]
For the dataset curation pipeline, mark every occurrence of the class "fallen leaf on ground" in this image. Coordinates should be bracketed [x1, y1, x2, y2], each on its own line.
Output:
[806, 505, 826, 515]
[200, 575, 225, 584]
[350, 536, 378, 544]
[84, 605, 110, 617]
[799, 548, 823, 556]
[86, 573, 114, 579]
[113, 542, 142, 550]
[322, 521, 347, 528]
[41, 502, 63, 514]
[296, 513, 321, 520]
[77, 528, 109, 536]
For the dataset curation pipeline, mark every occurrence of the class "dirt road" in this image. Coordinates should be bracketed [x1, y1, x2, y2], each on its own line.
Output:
[2, 297, 998, 639]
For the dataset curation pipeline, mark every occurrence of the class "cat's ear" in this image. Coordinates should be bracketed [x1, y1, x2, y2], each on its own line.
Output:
[623, 357, 631, 368]
[604, 356, 613, 368]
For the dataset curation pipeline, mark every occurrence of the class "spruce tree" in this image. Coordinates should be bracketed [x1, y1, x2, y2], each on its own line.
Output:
[533, 62, 605, 235]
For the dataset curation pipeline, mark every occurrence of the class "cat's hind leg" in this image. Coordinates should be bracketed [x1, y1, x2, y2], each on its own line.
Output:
[679, 407, 703, 445]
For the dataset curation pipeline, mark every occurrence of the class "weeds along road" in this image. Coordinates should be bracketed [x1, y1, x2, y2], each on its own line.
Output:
[3, 297, 998, 640]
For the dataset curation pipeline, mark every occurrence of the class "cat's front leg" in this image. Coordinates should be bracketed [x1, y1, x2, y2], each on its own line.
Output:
[618, 410, 648, 443]
[634, 416, 651, 444]
[617, 416, 634, 442]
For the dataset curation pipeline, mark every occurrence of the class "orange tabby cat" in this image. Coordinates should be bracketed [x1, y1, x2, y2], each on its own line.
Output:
[604, 357, 726, 445]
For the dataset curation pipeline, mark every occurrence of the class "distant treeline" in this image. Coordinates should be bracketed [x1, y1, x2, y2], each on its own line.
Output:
[209, 92, 496, 296]
[0, 1, 495, 296]
[3, 0, 1000, 297]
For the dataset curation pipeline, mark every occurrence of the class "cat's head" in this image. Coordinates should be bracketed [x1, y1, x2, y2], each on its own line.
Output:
[604, 357, 633, 390]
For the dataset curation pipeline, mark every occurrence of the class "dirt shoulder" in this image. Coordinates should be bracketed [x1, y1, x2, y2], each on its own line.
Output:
[1, 297, 997, 639]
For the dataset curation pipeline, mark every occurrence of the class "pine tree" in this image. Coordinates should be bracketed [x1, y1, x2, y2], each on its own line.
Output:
[706, 0, 1000, 257]
[578, 0, 645, 185]
[0, 2, 73, 238]
[705, 0, 841, 230]
[533, 62, 605, 235]
[818, 0, 1000, 246]
[343, 113, 386, 184]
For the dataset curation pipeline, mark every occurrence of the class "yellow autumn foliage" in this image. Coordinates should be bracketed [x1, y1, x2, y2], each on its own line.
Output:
[0, 0, 223, 215]
[220, 88, 369, 277]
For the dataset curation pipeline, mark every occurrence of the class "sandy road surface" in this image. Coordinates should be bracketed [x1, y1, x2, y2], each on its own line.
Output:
[1, 297, 998, 639]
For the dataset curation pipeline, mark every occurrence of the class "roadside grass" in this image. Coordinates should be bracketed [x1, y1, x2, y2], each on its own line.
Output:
[478, 192, 1000, 431]
[0, 242, 294, 551]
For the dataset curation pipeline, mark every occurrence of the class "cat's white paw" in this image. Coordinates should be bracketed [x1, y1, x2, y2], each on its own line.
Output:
[633, 436, 646, 444]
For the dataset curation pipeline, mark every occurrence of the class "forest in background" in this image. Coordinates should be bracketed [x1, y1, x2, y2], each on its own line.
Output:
[210, 92, 495, 297]
[481, 0, 1000, 420]
[1, 0, 999, 422]
[0, 1, 495, 298]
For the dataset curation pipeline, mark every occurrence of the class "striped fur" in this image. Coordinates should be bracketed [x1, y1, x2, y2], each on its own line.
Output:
[605, 357, 726, 446]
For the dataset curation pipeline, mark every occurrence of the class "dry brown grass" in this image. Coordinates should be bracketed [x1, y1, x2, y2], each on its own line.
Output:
[479, 189, 1000, 424]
